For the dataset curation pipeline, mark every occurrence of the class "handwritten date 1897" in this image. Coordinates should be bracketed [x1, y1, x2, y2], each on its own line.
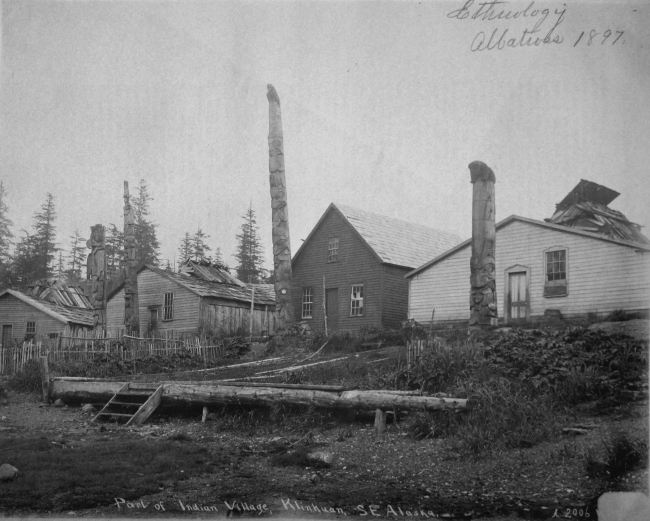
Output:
[574, 30, 624, 47]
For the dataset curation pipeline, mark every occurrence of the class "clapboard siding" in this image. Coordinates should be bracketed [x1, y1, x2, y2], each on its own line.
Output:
[382, 264, 411, 329]
[0, 294, 68, 343]
[138, 269, 199, 333]
[106, 287, 126, 332]
[292, 210, 383, 332]
[408, 218, 650, 326]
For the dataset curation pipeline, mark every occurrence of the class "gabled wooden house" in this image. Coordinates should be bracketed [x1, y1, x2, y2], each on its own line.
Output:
[0, 289, 94, 346]
[407, 211, 650, 328]
[106, 263, 277, 337]
[291, 203, 461, 332]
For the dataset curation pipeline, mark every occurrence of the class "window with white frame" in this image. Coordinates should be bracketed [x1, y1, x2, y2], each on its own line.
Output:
[26, 321, 36, 338]
[163, 292, 174, 321]
[328, 238, 339, 262]
[350, 284, 364, 316]
[544, 248, 568, 297]
[302, 287, 313, 319]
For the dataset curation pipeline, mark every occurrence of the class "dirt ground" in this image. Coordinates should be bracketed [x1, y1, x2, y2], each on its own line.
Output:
[1, 321, 649, 519]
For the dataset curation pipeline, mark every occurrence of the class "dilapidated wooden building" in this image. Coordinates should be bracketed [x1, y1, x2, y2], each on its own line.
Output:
[0, 288, 95, 346]
[291, 204, 461, 332]
[106, 262, 277, 337]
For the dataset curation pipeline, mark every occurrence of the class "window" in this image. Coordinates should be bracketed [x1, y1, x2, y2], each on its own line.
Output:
[302, 288, 313, 319]
[544, 249, 568, 297]
[350, 284, 364, 316]
[328, 238, 339, 262]
[26, 321, 36, 338]
[163, 292, 174, 321]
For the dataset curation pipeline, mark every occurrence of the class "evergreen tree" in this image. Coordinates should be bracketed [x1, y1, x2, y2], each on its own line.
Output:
[66, 228, 86, 282]
[234, 204, 265, 283]
[31, 193, 58, 281]
[11, 231, 38, 289]
[131, 179, 160, 266]
[106, 223, 124, 280]
[213, 247, 224, 266]
[177, 232, 192, 265]
[55, 251, 66, 279]
[0, 182, 14, 288]
[191, 227, 212, 263]
[164, 259, 173, 272]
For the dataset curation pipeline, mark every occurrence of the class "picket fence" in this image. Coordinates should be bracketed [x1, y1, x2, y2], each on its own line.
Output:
[0, 329, 229, 375]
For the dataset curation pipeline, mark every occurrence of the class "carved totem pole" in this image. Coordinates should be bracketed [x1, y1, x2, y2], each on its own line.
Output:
[468, 161, 498, 327]
[86, 224, 106, 330]
[267, 84, 294, 328]
[123, 181, 139, 334]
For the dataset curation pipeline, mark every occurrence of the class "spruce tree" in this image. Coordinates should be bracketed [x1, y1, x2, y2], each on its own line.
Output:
[234, 204, 265, 283]
[66, 228, 86, 282]
[31, 193, 58, 281]
[131, 179, 160, 266]
[105, 224, 124, 280]
[0, 182, 14, 287]
[177, 232, 192, 265]
[213, 247, 224, 266]
[191, 227, 212, 263]
[11, 231, 38, 289]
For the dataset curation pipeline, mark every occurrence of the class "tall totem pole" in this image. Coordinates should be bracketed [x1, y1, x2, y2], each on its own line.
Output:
[468, 161, 498, 327]
[86, 224, 106, 332]
[123, 181, 139, 334]
[267, 84, 294, 328]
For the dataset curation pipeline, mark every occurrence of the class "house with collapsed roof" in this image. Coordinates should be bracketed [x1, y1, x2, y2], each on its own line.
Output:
[0, 280, 95, 346]
[406, 180, 650, 328]
[291, 204, 461, 332]
[105, 260, 277, 337]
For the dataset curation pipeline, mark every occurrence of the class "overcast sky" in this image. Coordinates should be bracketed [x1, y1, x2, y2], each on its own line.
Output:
[1, 0, 649, 272]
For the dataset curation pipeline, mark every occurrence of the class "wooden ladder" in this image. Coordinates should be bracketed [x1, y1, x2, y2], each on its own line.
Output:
[92, 382, 164, 427]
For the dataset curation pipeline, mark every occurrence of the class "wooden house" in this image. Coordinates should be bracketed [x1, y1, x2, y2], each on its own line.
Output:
[291, 203, 461, 332]
[406, 215, 650, 328]
[106, 263, 277, 337]
[0, 288, 94, 346]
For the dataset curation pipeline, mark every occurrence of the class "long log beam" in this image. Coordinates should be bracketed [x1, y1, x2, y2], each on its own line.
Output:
[49, 379, 467, 411]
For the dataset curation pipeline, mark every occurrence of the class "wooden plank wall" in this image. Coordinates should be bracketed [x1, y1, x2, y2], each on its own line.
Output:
[381, 264, 411, 329]
[200, 300, 277, 336]
[291, 209, 383, 332]
[408, 220, 650, 325]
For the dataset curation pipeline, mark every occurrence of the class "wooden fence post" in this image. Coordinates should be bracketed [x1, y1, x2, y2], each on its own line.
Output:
[39, 355, 50, 404]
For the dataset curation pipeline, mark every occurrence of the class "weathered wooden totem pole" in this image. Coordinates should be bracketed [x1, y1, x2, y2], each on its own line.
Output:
[468, 161, 498, 327]
[86, 224, 106, 331]
[123, 181, 139, 334]
[267, 84, 294, 329]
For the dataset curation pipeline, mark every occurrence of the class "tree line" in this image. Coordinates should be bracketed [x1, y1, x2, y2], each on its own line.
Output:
[0, 180, 270, 294]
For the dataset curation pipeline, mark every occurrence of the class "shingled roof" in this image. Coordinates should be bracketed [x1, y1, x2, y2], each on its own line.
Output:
[0, 289, 95, 327]
[294, 203, 462, 269]
[108, 265, 276, 306]
[546, 180, 649, 245]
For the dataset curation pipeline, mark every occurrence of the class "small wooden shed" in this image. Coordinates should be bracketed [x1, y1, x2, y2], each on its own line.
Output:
[0, 289, 95, 346]
[106, 264, 277, 337]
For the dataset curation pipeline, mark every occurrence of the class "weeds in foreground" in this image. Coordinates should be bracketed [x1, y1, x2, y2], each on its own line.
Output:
[585, 432, 648, 481]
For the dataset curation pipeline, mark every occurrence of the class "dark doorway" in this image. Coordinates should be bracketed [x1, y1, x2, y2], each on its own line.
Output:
[325, 288, 339, 332]
[2, 325, 13, 347]
[148, 308, 159, 337]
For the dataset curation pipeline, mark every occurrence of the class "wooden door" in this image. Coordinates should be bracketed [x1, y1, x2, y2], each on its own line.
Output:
[508, 272, 528, 322]
[148, 309, 158, 337]
[2, 325, 12, 347]
[325, 288, 339, 332]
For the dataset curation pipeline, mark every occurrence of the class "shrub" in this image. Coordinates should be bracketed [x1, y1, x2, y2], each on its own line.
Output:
[8, 359, 42, 393]
[585, 432, 648, 481]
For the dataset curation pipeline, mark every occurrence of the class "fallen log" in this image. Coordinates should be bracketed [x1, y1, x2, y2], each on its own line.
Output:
[49, 378, 467, 412]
